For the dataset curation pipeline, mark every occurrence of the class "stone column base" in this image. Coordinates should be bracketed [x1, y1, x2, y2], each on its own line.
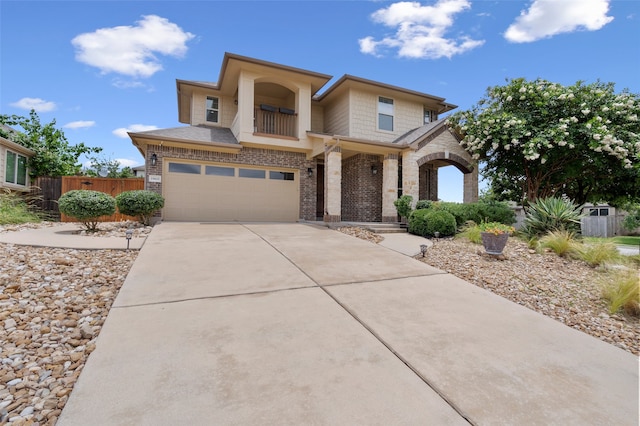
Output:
[382, 216, 399, 223]
[323, 214, 341, 223]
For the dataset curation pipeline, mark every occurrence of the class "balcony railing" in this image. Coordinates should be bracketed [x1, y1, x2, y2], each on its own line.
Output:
[254, 105, 297, 138]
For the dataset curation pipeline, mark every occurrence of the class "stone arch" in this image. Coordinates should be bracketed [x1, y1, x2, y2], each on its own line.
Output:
[414, 151, 478, 203]
[416, 152, 474, 174]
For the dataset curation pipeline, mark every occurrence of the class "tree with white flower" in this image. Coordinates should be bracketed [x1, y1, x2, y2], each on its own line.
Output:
[447, 78, 640, 206]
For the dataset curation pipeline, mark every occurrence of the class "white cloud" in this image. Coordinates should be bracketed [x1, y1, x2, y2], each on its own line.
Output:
[71, 15, 195, 78]
[63, 120, 96, 129]
[112, 124, 159, 139]
[504, 0, 614, 43]
[359, 0, 484, 59]
[10, 97, 56, 112]
[115, 158, 141, 168]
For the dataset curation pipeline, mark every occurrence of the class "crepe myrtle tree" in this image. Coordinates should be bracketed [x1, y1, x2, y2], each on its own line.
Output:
[447, 78, 640, 206]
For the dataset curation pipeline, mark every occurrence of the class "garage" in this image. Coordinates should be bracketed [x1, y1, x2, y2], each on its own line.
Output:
[163, 160, 300, 222]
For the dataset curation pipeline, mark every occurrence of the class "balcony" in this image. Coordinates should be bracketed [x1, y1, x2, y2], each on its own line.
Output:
[254, 105, 297, 139]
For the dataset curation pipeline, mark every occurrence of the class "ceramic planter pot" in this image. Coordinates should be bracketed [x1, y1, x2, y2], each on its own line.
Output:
[481, 232, 509, 255]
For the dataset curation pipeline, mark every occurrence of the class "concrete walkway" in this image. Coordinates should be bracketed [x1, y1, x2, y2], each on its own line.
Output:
[8, 222, 637, 425]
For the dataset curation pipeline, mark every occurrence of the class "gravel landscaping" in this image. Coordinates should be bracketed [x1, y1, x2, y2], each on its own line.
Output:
[1, 223, 637, 424]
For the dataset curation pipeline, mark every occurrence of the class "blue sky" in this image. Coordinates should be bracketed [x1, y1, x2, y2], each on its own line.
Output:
[1, 0, 638, 202]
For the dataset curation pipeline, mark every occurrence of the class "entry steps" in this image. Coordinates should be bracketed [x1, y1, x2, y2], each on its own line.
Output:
[345, 222, 408, 234]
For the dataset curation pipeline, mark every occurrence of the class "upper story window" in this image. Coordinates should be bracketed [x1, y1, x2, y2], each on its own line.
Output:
[424, 108, 432, 124]
[5, 150, 27, 186]
[378, 96, 394, 132]
[206, 96, 219, 123]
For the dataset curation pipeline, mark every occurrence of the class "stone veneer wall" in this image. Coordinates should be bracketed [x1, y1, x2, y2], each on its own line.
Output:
[145, 144, 317, 221]
[341, 153, 383, 222]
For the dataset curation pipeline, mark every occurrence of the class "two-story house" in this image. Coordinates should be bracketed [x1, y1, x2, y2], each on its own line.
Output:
[129, 52, 477, 223]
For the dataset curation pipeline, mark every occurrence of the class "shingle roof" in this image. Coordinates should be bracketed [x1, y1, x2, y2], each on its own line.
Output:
[132, 125, 239, 145]
[392, 118, 446, 146]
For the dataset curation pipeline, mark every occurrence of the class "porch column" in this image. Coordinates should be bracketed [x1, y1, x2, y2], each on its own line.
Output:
[324, 146, 342, 222]
[463, 168, 479, 203]
[401, 151, 419, 207]
[382, 154, 399, 223]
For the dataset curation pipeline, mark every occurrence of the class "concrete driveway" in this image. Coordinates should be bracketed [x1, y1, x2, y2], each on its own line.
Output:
[59, 223, 638, 425]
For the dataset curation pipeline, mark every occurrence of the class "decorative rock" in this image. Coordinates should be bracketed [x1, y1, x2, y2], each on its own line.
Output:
[0, 226, 139, 422]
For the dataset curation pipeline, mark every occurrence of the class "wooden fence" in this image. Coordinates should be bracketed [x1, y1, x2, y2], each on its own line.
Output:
[30, 176, 62, 219]
[60, 177, 144, 222]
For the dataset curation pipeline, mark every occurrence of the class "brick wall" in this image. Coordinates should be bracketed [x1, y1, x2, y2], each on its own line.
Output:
[341, 154, 383, 222]
[145, 144, 317, 220]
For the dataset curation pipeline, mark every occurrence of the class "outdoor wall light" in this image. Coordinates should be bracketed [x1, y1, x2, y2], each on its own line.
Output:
[150, 153, 157, 166]
[307, 167, 314, 178]
[420, 244, 428, 257]
[371, 165, 378, 175]
[125, 229, 133, 250]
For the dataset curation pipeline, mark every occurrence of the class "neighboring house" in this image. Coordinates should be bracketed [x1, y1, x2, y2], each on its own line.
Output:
[129, 52, 477, 223]
[132, 165, 146, 178]
[0, 124, 34, 192]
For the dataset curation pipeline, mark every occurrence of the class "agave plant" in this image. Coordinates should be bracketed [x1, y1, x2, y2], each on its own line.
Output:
[522, 196, 583, 238]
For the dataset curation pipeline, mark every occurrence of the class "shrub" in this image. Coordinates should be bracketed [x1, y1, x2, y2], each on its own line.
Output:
[115, 190, 164, 226]
[539, 230, 580, 258]
[409, 209, 456, 237]
[58, 190, 116, 231]
[600, 269, 640, 316]
[522, 197, 583, 238]
[415, 199, 433, 210]
[394, 195, 413, 219]
[426, 201, 515, 228]
[0, 188, 41, 224]
[578, 241, 624, 267]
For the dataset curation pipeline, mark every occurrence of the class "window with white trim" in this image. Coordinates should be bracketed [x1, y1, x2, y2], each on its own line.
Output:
[378, 96, 394, 131]
[206, 96, 219, 123]
[424, 108, 432, 124]
[5, 150, 27, 186]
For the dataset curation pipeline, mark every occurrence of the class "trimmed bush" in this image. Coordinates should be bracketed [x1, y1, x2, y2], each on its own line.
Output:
[424, 201, 515, 228]
[415, 199, 433, 210]
[523, 197, 583, 238]
[409, 209, 456, 237]
[58, 190, 116, 231]
[394, 195, 413, 220]
[115, 190, 164, 226]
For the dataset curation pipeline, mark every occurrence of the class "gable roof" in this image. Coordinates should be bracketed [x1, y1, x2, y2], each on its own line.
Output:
[316, 75, 457, 114]
[128, 125, 241, 157]
[130, 125, 239, 145]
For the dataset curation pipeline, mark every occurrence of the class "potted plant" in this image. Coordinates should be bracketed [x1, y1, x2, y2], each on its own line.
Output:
[478, 222, 515, 255]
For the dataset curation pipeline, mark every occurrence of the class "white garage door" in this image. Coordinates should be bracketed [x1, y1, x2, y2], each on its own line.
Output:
[163, 161, 299, 222]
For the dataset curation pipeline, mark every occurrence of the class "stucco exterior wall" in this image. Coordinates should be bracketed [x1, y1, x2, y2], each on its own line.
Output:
[145, 144, 317, 221]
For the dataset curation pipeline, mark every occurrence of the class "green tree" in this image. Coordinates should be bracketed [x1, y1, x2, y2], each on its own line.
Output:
[0, 110, 102, 177]
[85, 156, 136, 178]
[447, 79, 640, 206]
